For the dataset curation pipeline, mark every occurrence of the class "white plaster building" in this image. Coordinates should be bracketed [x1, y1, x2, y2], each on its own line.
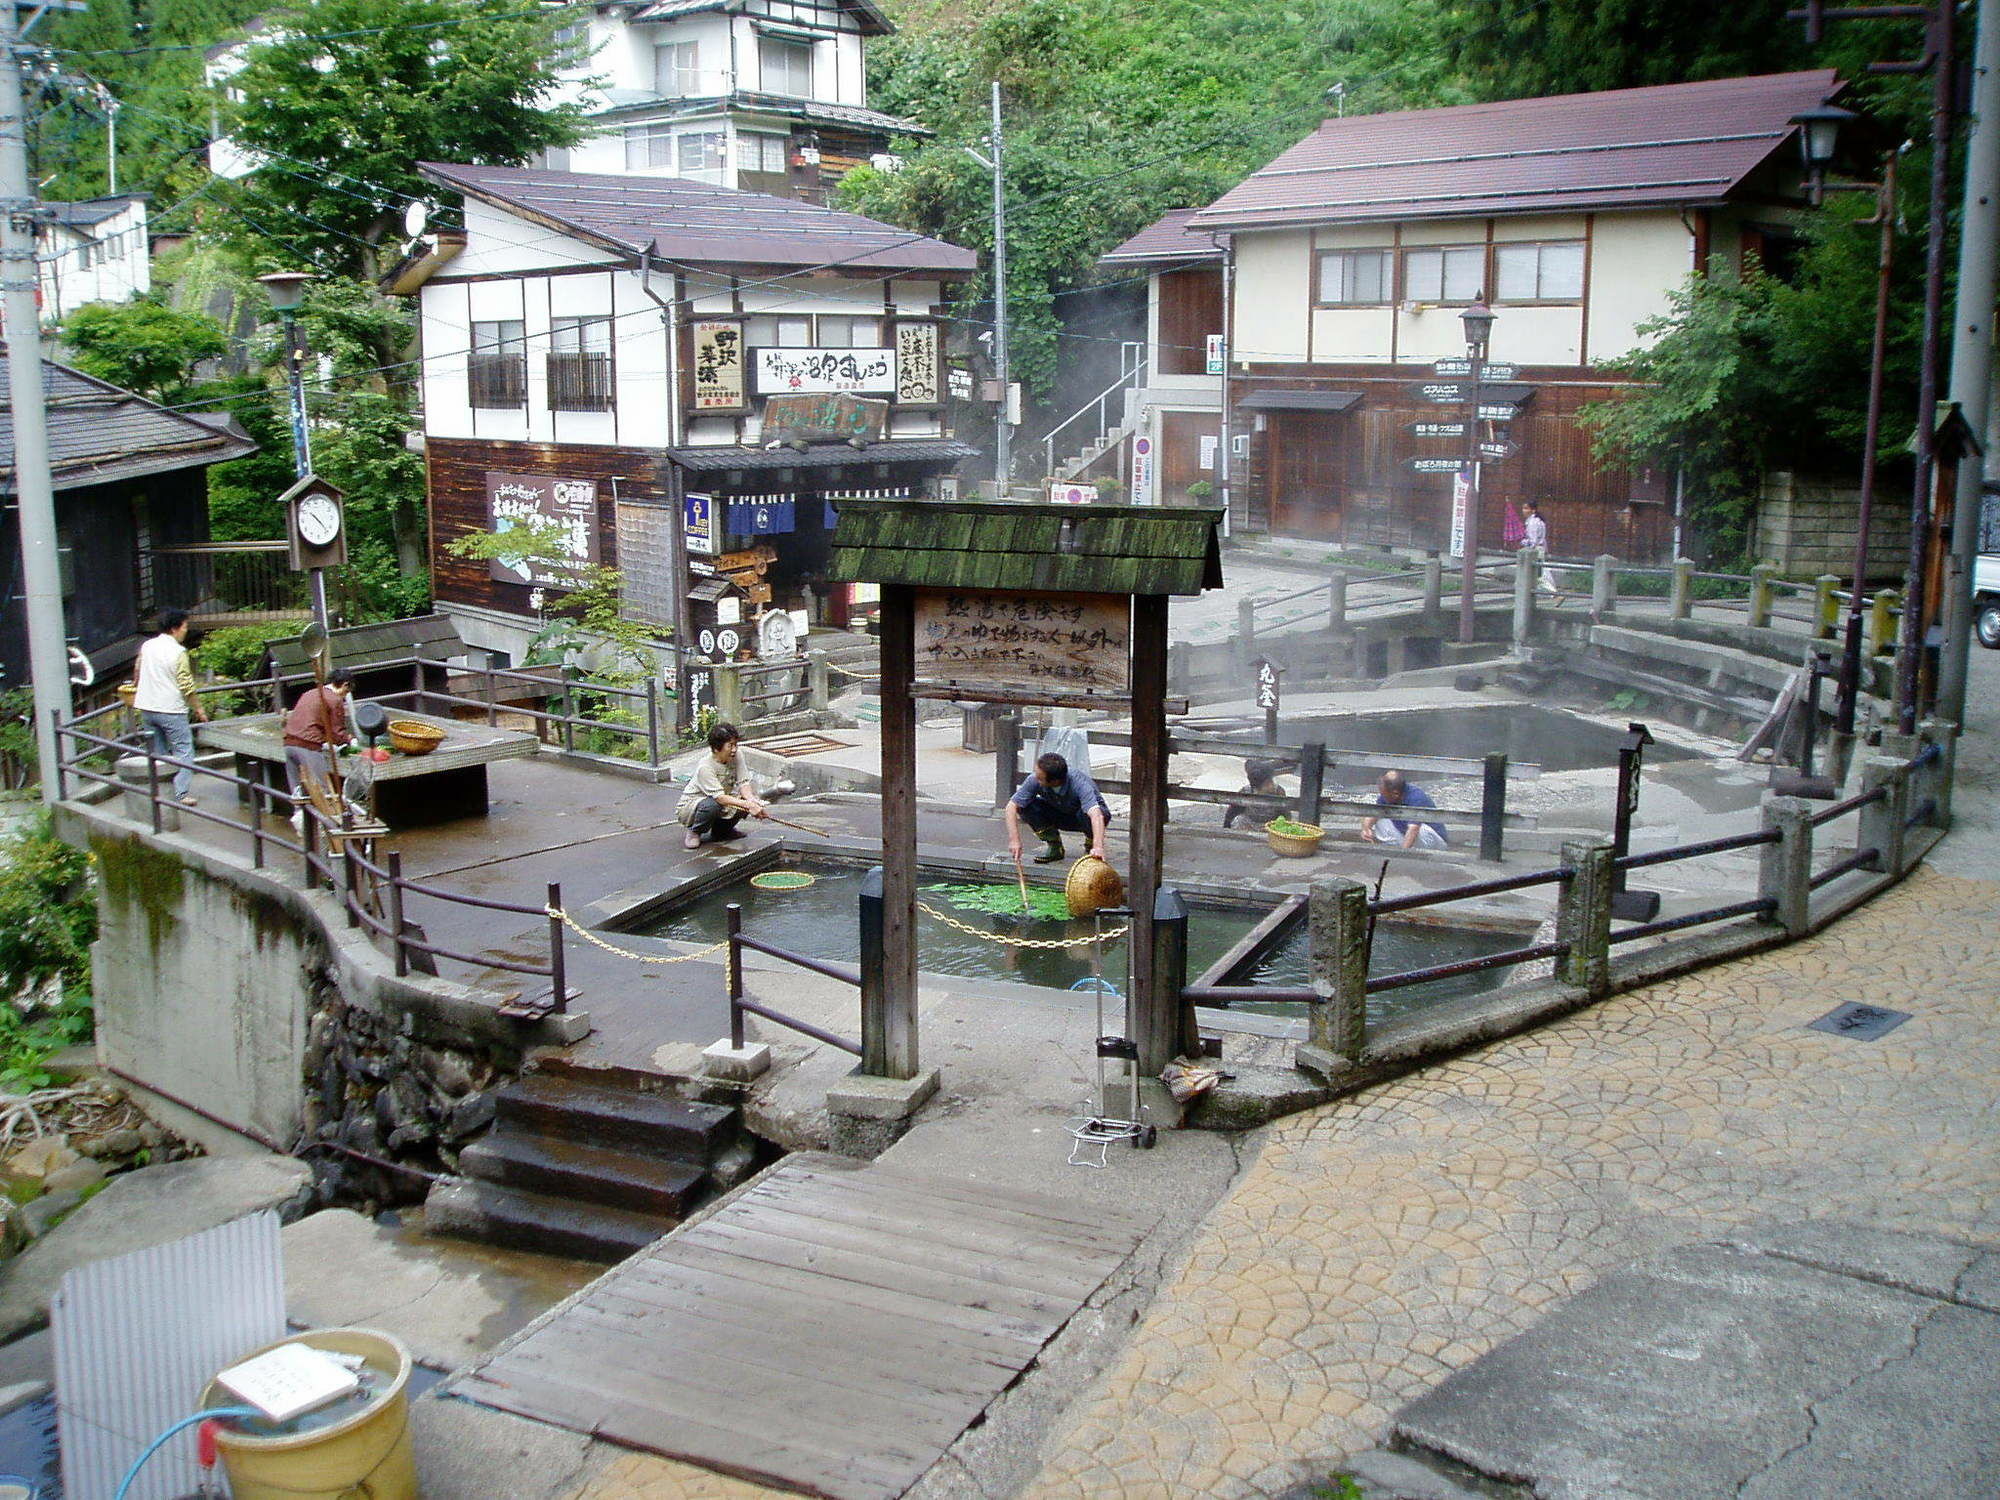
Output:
[38, 196, 152, 320]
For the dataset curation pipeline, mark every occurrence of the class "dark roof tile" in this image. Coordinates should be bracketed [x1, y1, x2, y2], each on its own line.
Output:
[1100, 208, 1225, 266]
[0, 355, 257, 496]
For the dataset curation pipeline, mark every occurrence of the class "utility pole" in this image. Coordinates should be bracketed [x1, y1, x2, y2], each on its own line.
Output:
[988, 82, 1010, 491]
[2, 0, 73, 801]
[1937, 0, 2000, 727]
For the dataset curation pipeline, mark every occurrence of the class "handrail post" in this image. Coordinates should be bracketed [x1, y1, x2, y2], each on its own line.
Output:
[559, 664, 576, 752]
[1295, 738, 1325, 827]
[410, 657, 423, 710]
[1813, 574, 1841, 640]
[1154, 886, 1193, 1059]
[387, 851, 408, 976]
[1513, 545, 1537, 645]
[1670, 556, 1695, 620]
[1479, 753, 1507, 863]
[48, 711, 67, 800]
[1421, 555, 1443, 616]
[341, 820, 360, 928]
[1917, 717, 1957, 828]
[807, 651, 830, 712]
[714, 661, 744, 724]
[1592, 554, 1617, 618]
[1757, 794, 1813, 937]
[302, 809, 319, 889]
[547, 880, 568, 1013]
[1557, 839, 1613, 998]
[993, 711, 1022, 809]
[145, 746, 162, 834]
[1869, 588, 1900, 657]
[645, 675, 661, 764]
[1304, 875, 1369, 1069]
[1857, 756, 1908, 878]
[726, 901, 744, 1047]
[1327, 568, 1347, 630]
[1748, 562, 1777, 630]
[485, 663, 498, 728]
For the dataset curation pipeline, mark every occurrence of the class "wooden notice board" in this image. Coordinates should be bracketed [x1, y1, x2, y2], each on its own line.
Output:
[913, 589, 1130, 697]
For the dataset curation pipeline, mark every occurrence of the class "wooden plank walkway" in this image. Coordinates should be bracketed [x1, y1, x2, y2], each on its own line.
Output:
[448, 1155, 1154, 1500]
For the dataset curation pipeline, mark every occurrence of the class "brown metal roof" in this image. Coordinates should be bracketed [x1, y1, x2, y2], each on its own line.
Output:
[1192, 71, 1841, 232]
[1099, 208, 1224, 267]
[419, 162, 976, 275]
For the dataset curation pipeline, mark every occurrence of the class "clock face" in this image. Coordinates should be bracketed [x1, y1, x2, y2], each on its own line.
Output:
[297, 494, 342, 547]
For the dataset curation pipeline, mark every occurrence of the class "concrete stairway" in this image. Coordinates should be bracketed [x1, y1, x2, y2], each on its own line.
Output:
[424, 1074, 754, 1262]
[812, 626, 879, 689]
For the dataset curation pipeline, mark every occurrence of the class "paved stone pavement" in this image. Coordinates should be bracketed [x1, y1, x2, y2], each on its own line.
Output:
[1014, 860, 2000, 1498]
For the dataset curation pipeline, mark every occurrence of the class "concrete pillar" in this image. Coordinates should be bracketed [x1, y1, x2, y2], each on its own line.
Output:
[1513, 545, 1537, 645]
[806, 651, 830, 710]
[713, 661, 744, 723]
[1327, 568, 1348, 630]
[1757, 794, 1813, 938]
[1813, 574, 1841, 640]
[1422, 556, 1444, 616]
[1306, 875, 1369, 1065]
[1557, 839, 1614, 997]
[1918, 717, 1959, 828]
[1669, 557, 1696, 620]
[1857, 755, 1909, 879]
[115, 755, 180, 832]
[1749, 562, 1777, 630]
[1592, 554, 1617, 617]
[1869, 589, 1901, 657]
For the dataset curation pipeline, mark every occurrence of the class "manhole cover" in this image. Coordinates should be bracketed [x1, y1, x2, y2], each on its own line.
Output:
[1807, 1002, 1911, 1041]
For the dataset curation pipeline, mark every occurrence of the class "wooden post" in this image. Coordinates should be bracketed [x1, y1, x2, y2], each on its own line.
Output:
[727, 901, 744, 1047]
[1814, 574, 1841, 639]
[1669, 557, 1695, 620]
[1152, 885, 1191, 1059]
[1307, 875, 1369, 1063]
[559, 664, 576, 753]
[1479, 752, 1507, 862]
[1592, 554, 1617, 618]
[547, 881, 567, 1014]
[645, 676, 661, 765]
[388, 850, 408, 977]
[1295, 737, 1325, 828]
[994, 711, 1021, 809]
[1757, 795, 1813, 938]
[1557, 839, 1613, 997]
[871, 584, 919, 1079]
[1749, 562, 1777, 630]
[1869, 588, 1901, 657]
[1128, 593, 1173, 1073]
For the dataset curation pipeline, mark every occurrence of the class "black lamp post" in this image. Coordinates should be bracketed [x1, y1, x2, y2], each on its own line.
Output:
[1456, 295, 1495, 644]
[1788, 106, 1896, 748]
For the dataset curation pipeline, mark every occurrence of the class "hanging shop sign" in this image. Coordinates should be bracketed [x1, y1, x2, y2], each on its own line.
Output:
[727, 498, 796, 535]
[914, 589, 1130, 696]
[754, 346, 896, 396]
[892, 320, 943, 407]
[1449, 469, 1472, 558]
[690, 319, 748, 413]
[762, 391, 888, 445]
[684, 491, 717, 557]
[484, 472, 598, 587]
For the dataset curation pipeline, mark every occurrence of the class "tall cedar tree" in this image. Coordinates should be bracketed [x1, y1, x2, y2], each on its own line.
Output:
[1435, 0, 1809, 97]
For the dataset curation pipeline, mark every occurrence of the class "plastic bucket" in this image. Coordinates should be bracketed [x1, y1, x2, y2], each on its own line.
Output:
[200, 1327, 417, 1500]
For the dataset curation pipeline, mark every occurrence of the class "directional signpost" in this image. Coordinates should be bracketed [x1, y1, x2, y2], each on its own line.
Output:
[1410, 420, 1466, 439]
[1414, 381, 1470, 404]
[1253, 658, 1282, 743]
[1477, 440, 1515, 462]
[1407, 457, 1464, 474]
[1435, 357, 1518, 381]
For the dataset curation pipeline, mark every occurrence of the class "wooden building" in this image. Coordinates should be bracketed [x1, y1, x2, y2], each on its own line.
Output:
[1098, 71, 1847, 563]
[0, 358, 255, 697]
[402, 163, 976, 668]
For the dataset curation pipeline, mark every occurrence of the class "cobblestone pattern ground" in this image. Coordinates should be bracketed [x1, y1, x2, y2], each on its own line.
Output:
[1018, 863, 2000, 1499]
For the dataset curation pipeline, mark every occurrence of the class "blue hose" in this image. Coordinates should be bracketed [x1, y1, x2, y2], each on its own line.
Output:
[113, 1406, 263, 1500]
[1070, 976, 1122, 998]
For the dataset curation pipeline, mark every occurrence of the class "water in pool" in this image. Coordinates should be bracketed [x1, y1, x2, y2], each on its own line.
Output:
[632, 858, 1522, 1021]
[1297, 704, 1696, 776]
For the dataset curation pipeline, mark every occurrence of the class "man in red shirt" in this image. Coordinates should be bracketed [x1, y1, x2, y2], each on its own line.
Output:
[283, 668, 354, 820]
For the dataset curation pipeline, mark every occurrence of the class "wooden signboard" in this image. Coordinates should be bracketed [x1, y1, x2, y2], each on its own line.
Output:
[690, 320, 748, 413]
[762, 391, 889, 445]
[913, 589, 1130, 698]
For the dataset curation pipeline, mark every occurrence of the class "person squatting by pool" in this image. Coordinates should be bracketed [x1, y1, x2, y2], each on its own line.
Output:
[1360, 769, 1448, 850]
[678, 721, 770, 850]
[1005, 751, 1110, 864]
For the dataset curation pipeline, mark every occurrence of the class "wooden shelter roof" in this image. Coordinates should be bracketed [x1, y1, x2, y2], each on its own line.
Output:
[829, 500, 1224, 596]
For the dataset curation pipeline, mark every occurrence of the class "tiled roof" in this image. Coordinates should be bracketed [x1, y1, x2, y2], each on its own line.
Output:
[0, 355, 258, 496]
[45, 195, 146, 228]
[666, 439, 978, 473]
[829, 499, 1225, 595]
[623, 0, 894, 35]
[1099, 208, 1224, 266]
[420, 162, 976, 274]
[1192, 71, 1842, 231]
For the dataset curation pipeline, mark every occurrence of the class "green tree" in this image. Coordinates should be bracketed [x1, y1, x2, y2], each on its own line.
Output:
[55, 297, 228, 401]
[1434, 0, 1808, 98]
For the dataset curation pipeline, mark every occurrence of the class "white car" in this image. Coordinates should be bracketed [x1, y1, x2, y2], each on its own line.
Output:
[1979, 553, 2000, 649]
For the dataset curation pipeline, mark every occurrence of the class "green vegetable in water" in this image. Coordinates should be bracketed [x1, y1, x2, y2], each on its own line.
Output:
[931, 882, 1073, 921]
[1267, 816, 1323, 838]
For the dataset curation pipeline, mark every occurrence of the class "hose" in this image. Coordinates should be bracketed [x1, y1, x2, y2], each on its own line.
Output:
[114, 1406, 263, 1500]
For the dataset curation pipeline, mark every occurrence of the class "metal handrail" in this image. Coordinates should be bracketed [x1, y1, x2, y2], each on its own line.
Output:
[1042, 354, 1149, 476]
[1365, 939, 1570, 994]
[725, 904, 863, 1056]
[1608, 896, 1777, 944]
[1611, 826, 1780, 871]
[1370, 864, 1574, 915]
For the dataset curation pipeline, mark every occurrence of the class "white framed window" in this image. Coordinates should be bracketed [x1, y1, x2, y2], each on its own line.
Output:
[677, 131, 725, 173]
[1316, 249, 1390, 306]
[550, 316, 610, 354]
[1401, 245, 1486, 305]
[743, 314, 812, 347]
[624, 123, 672, 170]
[736, 131, 789, 175]
[468, 320, 526, 408]
[654, 40, 700, 97]
[1494, 241, 1585, 302]
[758, 36, 813, 96]
[815, 316, 882, 349]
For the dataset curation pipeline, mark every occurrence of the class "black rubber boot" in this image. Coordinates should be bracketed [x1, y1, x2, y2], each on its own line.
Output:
[1033, 834, 1065, 864]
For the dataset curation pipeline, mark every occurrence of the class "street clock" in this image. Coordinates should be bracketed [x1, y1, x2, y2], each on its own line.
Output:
[280, 473, 349, 569]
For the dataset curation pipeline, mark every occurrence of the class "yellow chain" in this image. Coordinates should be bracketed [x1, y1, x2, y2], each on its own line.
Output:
[547, 908, 730, 965]
[915, 900, 1128, 950]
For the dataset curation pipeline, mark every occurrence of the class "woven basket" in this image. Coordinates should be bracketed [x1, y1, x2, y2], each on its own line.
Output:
[387, 719, 446, 757]
[1265, 819, 1325, 858]
[1064, 854, 1125, 918]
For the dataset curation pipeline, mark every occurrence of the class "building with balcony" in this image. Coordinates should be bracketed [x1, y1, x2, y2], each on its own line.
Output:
[1093, 71, 1846, 563]
[399, 162, 975, 667]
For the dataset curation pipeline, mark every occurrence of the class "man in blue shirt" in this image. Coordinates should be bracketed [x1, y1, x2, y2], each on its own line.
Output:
[1005, 752, 1111, 864]
[1360, 769, 1448, 850]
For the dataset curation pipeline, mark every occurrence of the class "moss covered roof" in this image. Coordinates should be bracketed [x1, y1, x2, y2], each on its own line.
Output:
[828, 500, 1224, 595]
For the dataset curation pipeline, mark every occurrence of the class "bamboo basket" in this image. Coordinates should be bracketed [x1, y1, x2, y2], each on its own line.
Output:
[1265, 819, 1325, 857]
[386, 719, 446, 756]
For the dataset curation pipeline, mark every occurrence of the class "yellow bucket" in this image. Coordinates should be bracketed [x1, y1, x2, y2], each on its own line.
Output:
[202, 1327, 418, 1500]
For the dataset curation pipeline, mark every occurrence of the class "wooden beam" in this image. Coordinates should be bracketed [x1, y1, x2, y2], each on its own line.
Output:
[1126, 594, 1189, 1071]
[871, 584, 919, 1078]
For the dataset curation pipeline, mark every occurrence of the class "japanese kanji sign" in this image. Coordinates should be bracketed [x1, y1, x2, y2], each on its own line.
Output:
[892, 320, 942, 407]
[484, 472, 598, 587]
[690, 319, 747, 412]
[755, 346, 897, 396]
[914, 589, 1130, 695]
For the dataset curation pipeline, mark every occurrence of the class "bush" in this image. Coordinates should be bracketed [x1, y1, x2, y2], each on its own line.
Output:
[0, 815, 95, 994]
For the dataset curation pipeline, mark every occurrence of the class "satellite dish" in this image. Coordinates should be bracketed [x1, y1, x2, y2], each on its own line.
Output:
[66, 644, 94, 688]
[402, 199, 430, 239]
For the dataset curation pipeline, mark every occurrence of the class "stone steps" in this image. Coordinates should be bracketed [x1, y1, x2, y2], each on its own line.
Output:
[496, 1073, 736, 1158]
[424, 1178, 676, 1263]
[457, 1127, 708, 1219]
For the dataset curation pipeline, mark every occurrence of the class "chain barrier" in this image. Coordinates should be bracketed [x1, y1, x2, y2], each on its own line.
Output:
[547, 908, 730, 965]
[915, 900, 1127, 950]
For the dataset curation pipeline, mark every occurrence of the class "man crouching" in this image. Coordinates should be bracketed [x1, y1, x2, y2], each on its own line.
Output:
[678, 722, 769, 850]
[1005, 751, 1110, 865]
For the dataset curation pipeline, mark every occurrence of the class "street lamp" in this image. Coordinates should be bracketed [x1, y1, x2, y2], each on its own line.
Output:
[258, 270, 325, 631]
[1791, 103, 1861, 198]
[1457, 295, 1495, 643]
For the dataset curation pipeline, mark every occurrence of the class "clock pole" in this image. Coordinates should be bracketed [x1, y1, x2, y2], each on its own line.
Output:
[260, 271, 326, 634]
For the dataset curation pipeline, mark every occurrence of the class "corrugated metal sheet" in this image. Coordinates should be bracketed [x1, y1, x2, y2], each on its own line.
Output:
[1192, 71, 1840, 230]
[54, 1211, 286, 1500]
[1100, 208, 1226, 266]
[421, 163, 977, 274]
[665, 439, 978, 473]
